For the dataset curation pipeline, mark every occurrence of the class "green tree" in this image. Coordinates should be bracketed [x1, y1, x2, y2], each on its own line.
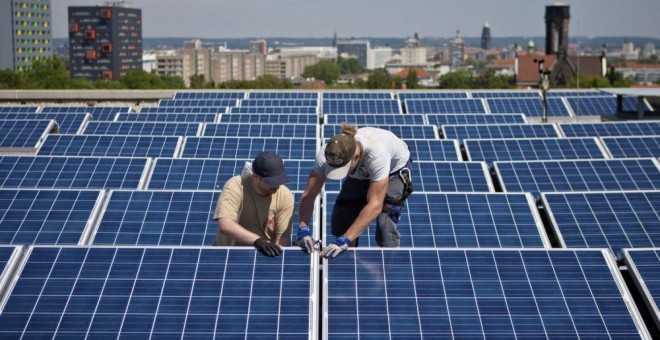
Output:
[24, 56, 69, 89]
[94, 79, 127, 89]
[189, 74, 210, 89]
[302, 60, 341, 85]
[0, 69, 26, 89]
[606, 67, 634, 87]
[337, 56, 364, 74]
[405, 70, 420, 89]
[438, 70, 472, 89]
[65, 78, 95, 89]
[566, 73, 611, 88]
[472, 69, 513, 89]
[366, 68, 394, 89]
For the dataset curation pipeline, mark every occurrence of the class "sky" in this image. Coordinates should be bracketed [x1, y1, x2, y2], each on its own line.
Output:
[52, 0, 660, 39]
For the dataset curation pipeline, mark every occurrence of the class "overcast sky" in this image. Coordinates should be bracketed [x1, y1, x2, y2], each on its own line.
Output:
[52, 0, 660, 39]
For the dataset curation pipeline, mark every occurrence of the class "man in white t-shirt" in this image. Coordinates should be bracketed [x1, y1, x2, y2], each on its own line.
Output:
[295, 123, 413, 258]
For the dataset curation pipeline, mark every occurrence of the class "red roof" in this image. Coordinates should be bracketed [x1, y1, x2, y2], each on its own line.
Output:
[396, 67, 430, 78]
[516, 53, 556, 84]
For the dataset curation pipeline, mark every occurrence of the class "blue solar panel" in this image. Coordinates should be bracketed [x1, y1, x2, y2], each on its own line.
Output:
[487, 98, 571, 116]
[403, 139, 461, 162]
[204, 123, 317, 138]
[405, 99, 487, 114]
[0, 156, 149, 190]
[325, 114, 425, 125]
[322, 100, 401, 114]
[181, 137, 317, 160]
[228, 106, 318, 114]
[173, 91, 245, 100]
[427, 114, 527, 126]
[83, 122, 201, 136]
[567, 96, 650, 115]
[220, 113, 317, 124]
[465, 138, 608, 163]
[471, 91, 540, 98]
[324, 92, 393, 99]
[0, 120, 56, 149]
[495, 158, 660, 197]
[323, 193, 547, 247]
[559, 121, 660, 137]
[325, 248, 648, 338]
[624, 249, 660, 329]
[601, 136, 660, 158]
[38, 135, 182, 158]
[240, 99, 318, 107]
[146, 158, 313, 191]
[0, 246, 20, 277]
[398, 91, 468, 100]
[139, 107, 223, 114]
[248, 92, 318, 99]
[323, 124, 437, 140]
[158, 99, 238, 107]
[547, 90, 603, 97]
[0, 112, 90, 134]
[0, 189, 104, 245]
[543, 191, 660, 257]
[41, 106, 130, 121]
[0, 106, 39, 113]
[116, 112, 217, 123]
[443, 124, 560, 142]
[0, 247, 314, 338]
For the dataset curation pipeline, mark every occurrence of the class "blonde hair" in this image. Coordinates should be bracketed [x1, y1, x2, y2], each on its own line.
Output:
[340, 122, 357, 137]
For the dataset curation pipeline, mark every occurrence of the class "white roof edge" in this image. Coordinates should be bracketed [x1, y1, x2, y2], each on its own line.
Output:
[600, 88, 660, 97]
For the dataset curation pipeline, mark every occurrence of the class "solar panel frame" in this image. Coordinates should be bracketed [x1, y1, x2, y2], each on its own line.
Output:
[0, 119, 57, 150]
[322, 99, 402, 114]
[173, 91, 246, 100]
[203, 123, 318, 139]
[323, 92, 393, 100]
[558, 121, 660, 137]
[0, 106, 40, 113]
[324, 114, 426, 125]
[0, 112, 91, 134]
[427, 113, 527, 126]
[157, 99, 239, 107]
[138, 107, 224, 114]
[601, 136, 660, 159]
[442, 123, 561, 142]
[115, 113, 218, 123]
[40, 106, 130, 121]
[464, 137, 610, 163]
[624, 249, 660, 330]
[82, 122, 202, 137]
[219, 113, 318, 124]
[323, 124, 438, 140]
[470, 91, 541, 98]
[247, 92, 319, 99]
[486, 98, 571, 117]
[0, 246, 22, 305]
[566, 96, 651, 116]
[547, 90, 605, 97]
[405, 99, 487, 114]
[228, 106, 319, 115]
[181, 137, 318, 160]
[402, 139, 461, 162]
[398, 91, 469, 100]
[37, 135, 183, 158]
[239, 99, 318, 107]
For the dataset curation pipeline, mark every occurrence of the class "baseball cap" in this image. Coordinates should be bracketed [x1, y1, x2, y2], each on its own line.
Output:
[252, 152, 290, 188]
[324, 134, 356, 180]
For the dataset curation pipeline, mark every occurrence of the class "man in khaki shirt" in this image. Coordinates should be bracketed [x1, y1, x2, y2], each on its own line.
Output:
[213, 152, 294, 257]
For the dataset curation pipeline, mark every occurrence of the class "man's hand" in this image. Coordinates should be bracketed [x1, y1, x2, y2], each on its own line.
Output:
[296, 226, 314, 254]
[321, 236, 350, 258]
[253, 238, 281, 257]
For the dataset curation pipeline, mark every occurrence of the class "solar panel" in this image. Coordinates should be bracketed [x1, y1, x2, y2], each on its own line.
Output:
[405, 99, 487, 114]
[158, 99, 238, 107]
[204, 123, 318, 139]
[220, 113, 317, 124]
[543, 191, 660, 257]
[247, 92, 318, 99]
[324, 92, 393, 99]
[325, 114, 425, 125]
[173, 91, 245, 100]
[465, 138, 608, 163]
[0, 119, 57, 150]
[323, 124, 438, 140]
[427, 114, 527, 126]
[624, 249, 660, 329]
[601, 136, 660, 158]
[403, 139, 461, 162]
[322, 100, 401, 114]
[0, 246, 21, 282]
[567, 96, 650, 116]
[487, 98, 571, 117]
[0, 106, 39, 113]
[41, 106, 130, 121]
[398, 91, 468, 100]
[443, 124, 560, 142]
[83, 122, 201, 137]
[240, 99, 318, 107]
[228, 107, 318, 114]
[547, 90, 604, 97]
[559, 121, 660, 137]
[38, 135, 182, 158]
[495, 158, 660, 197]
[323, 161, 492, 193]
[0, 246, 315, 338]
[471, 91, 541, 98]
[0, 112, 91, 134]
[324, 248, 648, 338]
[0, 189, 104, 245]
[181, 137, 317, 160]
[146, 158, 314, 191]
[139, 107, 223, 114]
[116, 113, 217, 123]
[0, 156, 150, 190]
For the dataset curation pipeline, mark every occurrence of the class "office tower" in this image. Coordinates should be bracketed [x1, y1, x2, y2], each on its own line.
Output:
[68, 2, 142, 80]
[248, 40, 267, 55]
[545, 4, 570, 55]
[0, 0, 53, 72]
[450, 30, 465, 68]
[337, 39, 370, 69]
[481, 22, 492, 50]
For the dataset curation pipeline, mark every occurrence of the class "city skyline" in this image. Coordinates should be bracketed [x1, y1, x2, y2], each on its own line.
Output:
[52, 0, 660, 39]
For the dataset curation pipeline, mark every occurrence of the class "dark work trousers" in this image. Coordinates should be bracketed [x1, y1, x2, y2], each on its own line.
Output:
[330, 165, 411, 247]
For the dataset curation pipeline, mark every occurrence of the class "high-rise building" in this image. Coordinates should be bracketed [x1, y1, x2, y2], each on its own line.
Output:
[545, 4, 570, 55]
[0, 0, 53, 72]
[337, 39, 369, 69]
[401, 33, 426, 65]
[68, 2, 142, 80]
[248, 40, 267, 55]
[480, 22, 492, 50]
[265, 54, 317, 80]
[450, 30, 465, 68]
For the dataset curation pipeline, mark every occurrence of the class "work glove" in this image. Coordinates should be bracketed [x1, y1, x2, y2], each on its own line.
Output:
[321, 236, 350, 259]
[296, 226, 314, 254]
[253, 238, 281, 257]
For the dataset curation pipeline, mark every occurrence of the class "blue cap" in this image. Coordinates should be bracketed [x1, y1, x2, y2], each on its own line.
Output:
[252, 152, 290, 188]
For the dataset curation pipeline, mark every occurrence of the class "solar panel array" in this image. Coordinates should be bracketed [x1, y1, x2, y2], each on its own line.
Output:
[0, 120, 56, 149]
[399, 91, 468, 100]
[443, 123, 560, 141]
[204, 123, 318, 138]
[567, 96, 650, 116]
[427, 113, 527, 126]
[0, 112, 91, 134]
[322, 99, 401, 114]
[38, 135, 182, 158]
[325, 113, 425, 125]
[83, 122, 202, 136]
[41, 106, 130, 121]
[624, 249, 660, 329]
[559, 121, 660, 137]
[465, 137, 608, 163]
[116, 112, 217, 123]
[181, 137, 317, 159]
[601, 136, 660, 158]
[487, 98, 571, 116]
[220, 113, 317, 124]
[323, 124, 438, 140]
[405, 99, 487, 114]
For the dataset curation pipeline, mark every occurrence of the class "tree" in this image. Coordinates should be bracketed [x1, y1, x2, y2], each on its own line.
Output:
[0, 69, 27, 89]
[337, 56, 364, 74]
[189, 74, 210, 89]
[405, 70, 420, 89]
[438, 70, 472, 89]
[366, 68, 394, 89]
[94, 79, 127, 89]
[566, 72, 611, 88]
[606, 67, 634, 88]
[472, 68, 513, 89]
[302, 60, 340, 85]
[119, 71, 185, 89]
[24, 56, 69, 89]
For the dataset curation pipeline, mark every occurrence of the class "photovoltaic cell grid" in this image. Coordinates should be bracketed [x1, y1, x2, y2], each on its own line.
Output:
[405, 99, 487, 114]
[602, 136, 660, 158]
[173, 92, 245, 100]
[325, 113, 425, 125]
[465, 138, 608, 163]
[487, 98, 571, 117]
[37, 135, 182, 158]
[624, 249, 660, 329]
[220, 113, 317, 124]
[239, 99, 318, 107]
[146, 158, 314, 191]
[403, 139, 461, 162]
[0, 106, 39, 113]
[83, 122, 201, 137]
[471, 91, 540, 98]
[0, 120, 55, 149]
[247, 92, 318, 99]
[139, 107, 223, 114]
[0, 189, 103, 245]
[228, 107, 318, 114]
[203, 123, 317, 139]
[325, 248, 647, 339]
[323, 124, 437, 140]
[40, 106, 130, 122]
[398, 92, 468, 100]
[158, 99, 238, 107]
[443, 124, 560, 142]
[181, 137, 317, 160]
[559, 121, 660, 137]
[323, 193, 547, 248]
[427, 114, 526, 127]
[547, 90, 603, 97]
[567, 96, 650, 116]
[322, 100, 401, 114]
[543, 191, 660, 257]
[0, 156, 149, 190]
[0, 112, 90, 134]
[0, 247, 313, 339]
[323, 92, 393, 100]
[116, 113, 217, 123]
[495, 158, 660, 197]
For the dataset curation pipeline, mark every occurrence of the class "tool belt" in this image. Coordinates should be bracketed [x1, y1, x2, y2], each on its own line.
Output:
[384, 158, 413, 207]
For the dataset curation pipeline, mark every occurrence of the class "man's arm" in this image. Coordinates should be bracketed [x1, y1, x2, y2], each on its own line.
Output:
[342, 177, 389, 243]
[218, 218, 261, 246]
[298, 170, 325, 227]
